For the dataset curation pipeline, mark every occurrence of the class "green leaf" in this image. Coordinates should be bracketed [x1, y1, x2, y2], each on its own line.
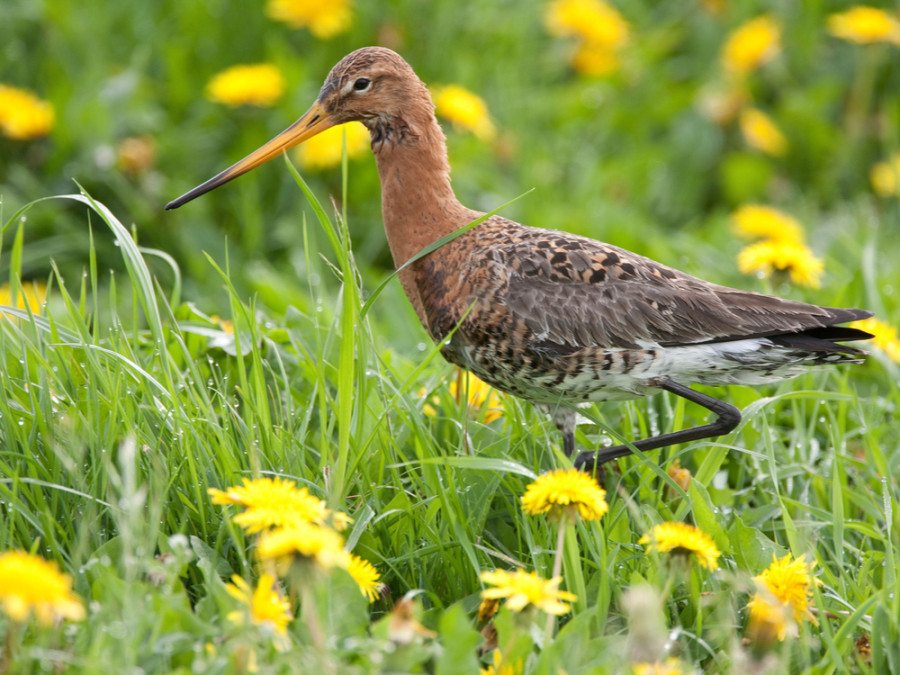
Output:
[435, 604, 482, 675]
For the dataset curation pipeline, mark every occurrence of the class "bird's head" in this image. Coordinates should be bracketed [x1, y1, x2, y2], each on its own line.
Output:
[166, 47, 423, 210]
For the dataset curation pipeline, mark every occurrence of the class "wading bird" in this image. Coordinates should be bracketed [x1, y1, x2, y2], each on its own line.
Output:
[167, 47, 872, 471]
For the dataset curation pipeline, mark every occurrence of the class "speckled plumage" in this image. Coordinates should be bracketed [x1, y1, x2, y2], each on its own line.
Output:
[168, 47, 873, 467]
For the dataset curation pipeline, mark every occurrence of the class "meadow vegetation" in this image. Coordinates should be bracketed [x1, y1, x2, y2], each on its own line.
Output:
[1, 1, 899, 672]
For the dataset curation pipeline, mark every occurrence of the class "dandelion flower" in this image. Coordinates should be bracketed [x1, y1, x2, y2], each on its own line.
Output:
[639, 522, 721, 571]
[480, 649, 522, 675]
[257, 521, 349, 569]
[755, 553, 820, 624]
[632, 659, 689, 675]
[206, 64, 285, 107]
[737, 239, 824, 289]
[544, 0, 629, 49]
[544, 0, 629, 76]
[721, 15, 781, 76]
[433, 85, 496, 141]
[208, 477, 351, 533]
[521, 468, 608, 522]
[731, 204, 805, 244]
[570, 41, 622, 77]
[0, 84, 54, 140]
[666, 460, 691, 493]
[225, 573, 292, 636]
[850, 317, 900, 363]
[740, 108, 787, 157]
[345, 553, 382, 602]
[480, 569, 577, 615]
[266, 0, 353, 39]
[745, 591, 792, 647]
[0, 281, 47, 315]
[450, 370, 504, 422]
[477, 596, 500, 623]
[827, 7, 900, 45]
[209, 314, 235, 335]
[295, 121, 369, 171]
[870, 153, 900, 197]
[0, 550, 85, 625]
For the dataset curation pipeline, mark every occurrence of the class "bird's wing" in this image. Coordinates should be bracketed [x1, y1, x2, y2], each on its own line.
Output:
[494, 231, 863, 351]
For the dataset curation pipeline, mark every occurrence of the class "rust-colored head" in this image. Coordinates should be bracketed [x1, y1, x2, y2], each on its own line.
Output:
[166, 47, 425, 210]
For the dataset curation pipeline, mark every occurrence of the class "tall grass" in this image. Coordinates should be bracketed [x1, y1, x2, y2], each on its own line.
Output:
[0, 168, 897, 671]
[3, 1, 900, 670]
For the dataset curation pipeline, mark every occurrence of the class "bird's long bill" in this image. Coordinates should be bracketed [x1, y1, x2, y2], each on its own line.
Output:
[165, 101, 334, 210]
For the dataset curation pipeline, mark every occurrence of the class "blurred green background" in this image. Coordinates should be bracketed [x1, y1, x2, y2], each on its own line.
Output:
[4, 0, 898, 321]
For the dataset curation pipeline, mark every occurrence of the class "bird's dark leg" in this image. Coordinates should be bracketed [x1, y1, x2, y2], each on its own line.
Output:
[573, 380, 741, 472]
[563, 431, 575, 458]
[551, 407, 578, 457]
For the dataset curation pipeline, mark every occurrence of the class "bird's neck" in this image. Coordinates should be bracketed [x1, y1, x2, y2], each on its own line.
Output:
[371, 106, 481, 268]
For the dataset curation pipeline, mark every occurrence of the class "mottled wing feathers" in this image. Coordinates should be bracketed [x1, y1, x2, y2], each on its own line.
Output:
[490, 226, 870, 351]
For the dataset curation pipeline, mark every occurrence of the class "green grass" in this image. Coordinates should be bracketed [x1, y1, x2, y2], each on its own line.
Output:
[1, 176, 897, 672]
[3, 1, 900, 672]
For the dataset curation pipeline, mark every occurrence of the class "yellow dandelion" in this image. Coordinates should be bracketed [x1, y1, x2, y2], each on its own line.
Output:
[870, 152, 900, 197]
[266, 0, 353, 39]
[0, 550, 85, 625]
[433, 85, 496, 141]
[477, 596, 500, 623]
[737, 239, 824, 289]
[0, 84, 54, 140]
[225, 573, 292, 636]
[745, 591, 793, 647]
[117, 136, 157, 175]
[256, 521, 349, 569]
[755, 553, 821, 624]
[480, 569, 577, 615]
[850, 317, 900, 363]
[666, 460, 691, 493]
[209, 314, 235, 335]
[721, 15, 781, 76]
[827, 6, 900, 46]
[449, 370, 505, 422]
[544, 0, 629, 49]
[739, 108, 787, 157]
[521, 468, 608, 522]
[345, 553, 382, 603]
[639, 522, 721, 571]
[632, 658, 689, 675]
[295, 121, 369, 171]
[209, 477, 351, 533]
[570, 41, 622, 77]
[480, 649, 522, 675]
[0, 280, 47, 315]
[730, 204, 805, 244]
[206, 64, 285, 108]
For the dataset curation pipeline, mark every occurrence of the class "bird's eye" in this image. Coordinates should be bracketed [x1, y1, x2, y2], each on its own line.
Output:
[353, 77, 371, 92]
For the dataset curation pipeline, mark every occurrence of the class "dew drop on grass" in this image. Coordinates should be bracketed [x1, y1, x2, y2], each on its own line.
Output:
[417, 342, 427, 351]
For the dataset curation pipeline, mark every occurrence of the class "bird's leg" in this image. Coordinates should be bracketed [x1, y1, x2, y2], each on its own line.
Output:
[551, 406, 578, 457]
[573, 380, 741, 472]
[563, 431, 575, 458]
